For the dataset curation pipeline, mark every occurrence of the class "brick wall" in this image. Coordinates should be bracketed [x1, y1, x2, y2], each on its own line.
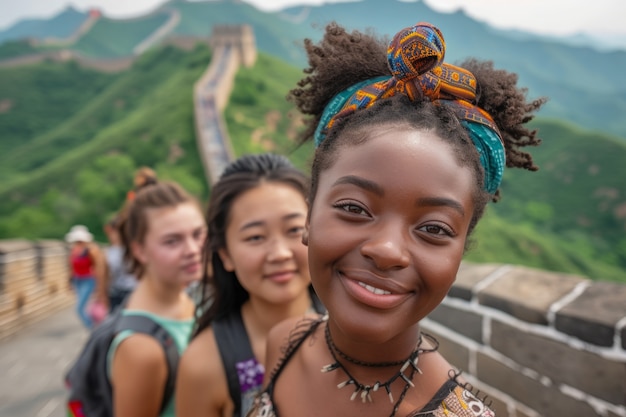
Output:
[423, 262, 626, 417]
[0, 240, 75, 340]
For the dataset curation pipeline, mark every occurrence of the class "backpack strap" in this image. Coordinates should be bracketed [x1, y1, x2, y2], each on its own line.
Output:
[115, 314, 180, 414]
[212, 292, 325, 417]
[212, 310, 254, 417]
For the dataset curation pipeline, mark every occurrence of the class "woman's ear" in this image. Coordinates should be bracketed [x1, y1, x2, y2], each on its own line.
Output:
[130, 241, 147, 265]
[218, 248, 235, 272]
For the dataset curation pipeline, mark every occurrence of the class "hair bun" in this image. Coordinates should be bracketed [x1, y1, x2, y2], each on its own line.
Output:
[387, 22, 446, 83]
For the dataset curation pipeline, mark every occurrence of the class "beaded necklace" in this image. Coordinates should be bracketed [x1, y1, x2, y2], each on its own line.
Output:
[321, 323, 439, 417]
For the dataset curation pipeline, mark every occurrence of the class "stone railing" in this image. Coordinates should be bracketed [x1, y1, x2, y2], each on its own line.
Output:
[423, 262, 626, 417]
[0, 239, 74, 340]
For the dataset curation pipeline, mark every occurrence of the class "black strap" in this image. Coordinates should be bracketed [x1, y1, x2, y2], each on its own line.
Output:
[212, 310, 254, 417]
[115, 314, 180, 414]
[266, 317, 326, 398]
[213, 292, 325, 417]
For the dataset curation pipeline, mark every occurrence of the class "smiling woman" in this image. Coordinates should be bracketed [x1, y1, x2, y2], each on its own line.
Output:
[308, 128, 474, 333]
[245, 20, 545, 417]
[175, 153, 325, 417]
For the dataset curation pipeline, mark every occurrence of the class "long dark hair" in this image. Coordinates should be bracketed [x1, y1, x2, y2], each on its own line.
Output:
[192, 153, 311, 338]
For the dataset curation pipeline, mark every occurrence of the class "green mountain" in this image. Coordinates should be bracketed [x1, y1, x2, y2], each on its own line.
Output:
[72, 11, 171, 58]
[278, 0, 626, 139]
[0, 42, 623, 281]
[468, 119, 626, 282]
[1, 0, 624, 140]
[0, 44, 306, 242]
[0, 45, 213, 239]
[0, 61, 114, 159]
[170, 1, 312, 64]
[0, 39, 40, 59]
[0, 7, 88, 44]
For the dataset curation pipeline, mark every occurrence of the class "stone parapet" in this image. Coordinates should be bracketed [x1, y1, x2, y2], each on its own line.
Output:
[0, 239, 74, 340]
[424, 261, 626, 417]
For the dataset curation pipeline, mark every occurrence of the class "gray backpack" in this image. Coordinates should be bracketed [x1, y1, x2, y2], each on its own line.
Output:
[65, 309, 179, 417]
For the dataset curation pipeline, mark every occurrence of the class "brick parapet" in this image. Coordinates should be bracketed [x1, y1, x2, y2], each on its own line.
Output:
[423, 261, 626, 417]
[0, 239, 74, 341]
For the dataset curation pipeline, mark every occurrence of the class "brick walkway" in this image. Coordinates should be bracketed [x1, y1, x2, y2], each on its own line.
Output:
[0, 307, 87, 417]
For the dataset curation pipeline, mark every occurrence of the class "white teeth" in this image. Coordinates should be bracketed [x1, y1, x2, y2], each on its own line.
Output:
[358, 282, 391, 295]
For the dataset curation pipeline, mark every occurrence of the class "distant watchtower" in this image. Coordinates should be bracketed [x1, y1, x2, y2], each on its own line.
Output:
[209, 24, 257, 68]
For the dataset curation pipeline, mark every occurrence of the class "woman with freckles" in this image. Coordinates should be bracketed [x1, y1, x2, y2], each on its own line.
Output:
[246, 21, 546, 417]
[109, 180, 207, 417]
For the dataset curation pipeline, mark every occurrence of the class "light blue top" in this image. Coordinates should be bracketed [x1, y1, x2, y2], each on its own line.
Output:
[107, 310, 194, 417]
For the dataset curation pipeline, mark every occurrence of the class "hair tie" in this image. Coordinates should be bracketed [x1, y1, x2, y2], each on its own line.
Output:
[313, 22, 506, 194]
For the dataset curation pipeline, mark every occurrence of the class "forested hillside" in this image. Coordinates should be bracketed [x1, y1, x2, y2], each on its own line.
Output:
[0, 42, 623, 281]
[0, 45, 213, 240]
[0, 44, 306, 242]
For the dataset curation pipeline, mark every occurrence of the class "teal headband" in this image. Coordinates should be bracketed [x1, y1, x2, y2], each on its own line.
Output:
[312, 22, 506, 194]
[461, 121, 505, 194]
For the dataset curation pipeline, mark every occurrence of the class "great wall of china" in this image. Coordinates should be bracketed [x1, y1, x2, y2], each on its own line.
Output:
[0, 20, 624, 417]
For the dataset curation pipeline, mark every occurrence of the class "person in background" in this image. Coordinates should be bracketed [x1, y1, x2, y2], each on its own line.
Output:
[176, 153, 324, 417]
[110, 180, 207, 417]
[103, 214, 138, 312]
[65, 224, 107, 329]
[246, 21, 546, 417]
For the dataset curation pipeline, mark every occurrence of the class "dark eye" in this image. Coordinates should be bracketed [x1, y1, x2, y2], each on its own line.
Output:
[288, 226, 305, 236]
[337, 203, 367, 215]
[194, 228, 207, 241]
[419, 224, 454, 237]
[245, 234, 264, 243]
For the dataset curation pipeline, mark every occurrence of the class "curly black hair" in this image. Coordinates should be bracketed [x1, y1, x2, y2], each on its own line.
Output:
[289, 22, 547, 237]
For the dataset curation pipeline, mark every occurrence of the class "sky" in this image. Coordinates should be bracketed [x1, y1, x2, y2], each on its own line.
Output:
[1, 0, 625, 37]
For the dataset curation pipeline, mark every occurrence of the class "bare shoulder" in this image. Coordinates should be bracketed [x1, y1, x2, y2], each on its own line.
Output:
[267, 314, 320, 354]
[176, 327, 231, 417]
[111, 334, 167, 417]
[114, 333, 166, 370]
[269, 316, 303, 343]
[265, 315, 324, 380]
[179, 327, 225, 382]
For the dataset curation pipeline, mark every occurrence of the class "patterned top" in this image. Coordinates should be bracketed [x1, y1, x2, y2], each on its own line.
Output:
[246, 319, 495, 417]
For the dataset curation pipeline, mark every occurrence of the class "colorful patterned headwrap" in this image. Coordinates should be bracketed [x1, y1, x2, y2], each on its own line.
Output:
[314, 22, 506, 194]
